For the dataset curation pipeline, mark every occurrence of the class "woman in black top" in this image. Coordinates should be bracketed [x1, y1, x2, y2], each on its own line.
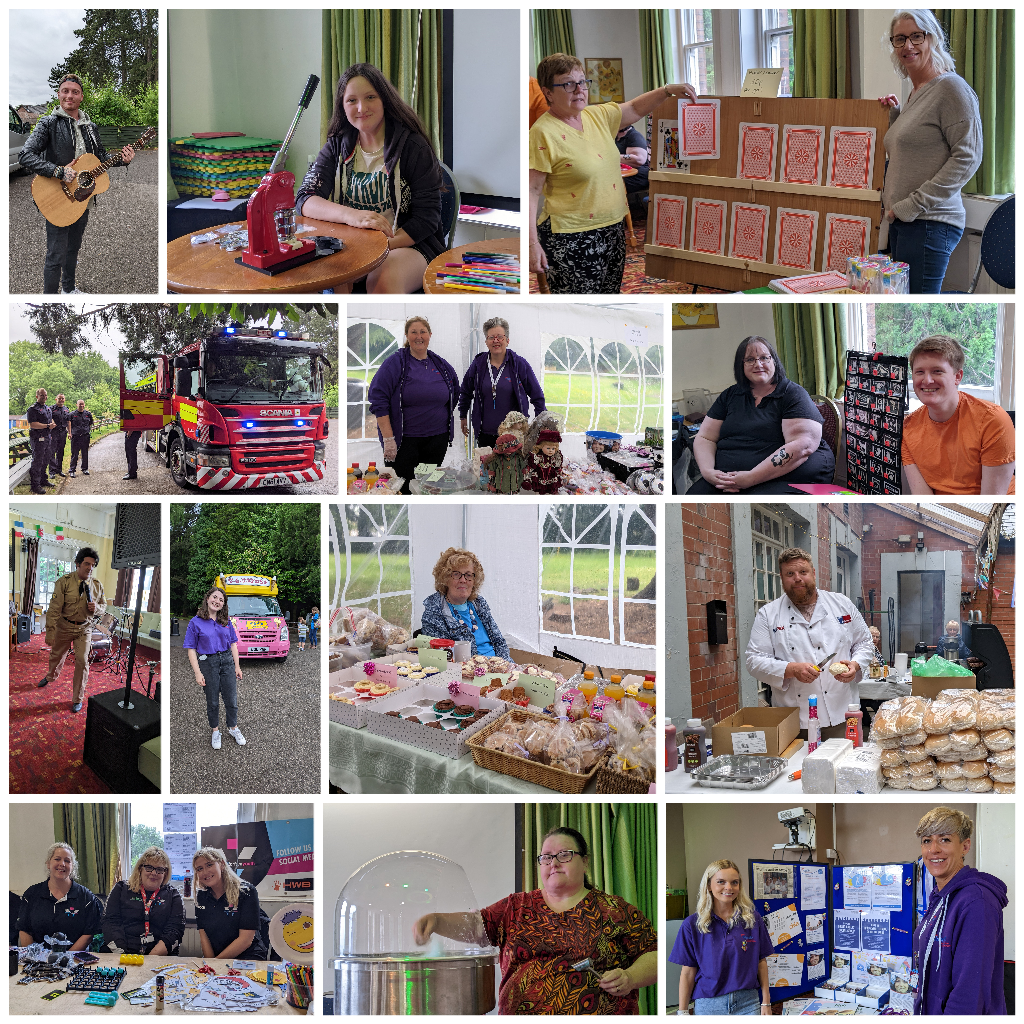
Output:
[17, 842, 103, 950]
[192, 847, 268, 960]
[688, 336, 835, 494]
[295, 62, 445, 294]
[102, 846, 184, 956]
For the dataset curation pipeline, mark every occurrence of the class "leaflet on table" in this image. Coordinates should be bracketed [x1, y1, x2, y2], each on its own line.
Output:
[871, 864, 904, 908]
[833, 909, 861, 951]
[889, 969, 915, 1013]
[766, 952, 804, 988]
[852, 951, 910, 987]
[805, 912, 825, 945]
[799, 865, 827, 911]
[163, 802, 197, 833]
[753, 863, 794, 900]
[842, 866, 873, 908]
[830, 951, 851, 984]
[765, 903, 802, 946]
[805, 947, 827, 981]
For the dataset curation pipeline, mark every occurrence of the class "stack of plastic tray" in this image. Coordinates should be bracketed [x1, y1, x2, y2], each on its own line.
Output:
[169, 136, 283, 197]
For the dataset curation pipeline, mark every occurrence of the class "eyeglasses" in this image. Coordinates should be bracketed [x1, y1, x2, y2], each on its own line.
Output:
[141, 864, 167, 874]
[551, 79, 592, 93]
[487, 335, 508, 343]
[891, 31, 927, 48]
[450, 571, 476, 582]
[536, 850, 582, 865]
[743, 356, 774, 366]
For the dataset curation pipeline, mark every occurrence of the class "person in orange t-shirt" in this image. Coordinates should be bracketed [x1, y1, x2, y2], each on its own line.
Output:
[528, 77, 548, 128]
[901, 334, 1015, 495]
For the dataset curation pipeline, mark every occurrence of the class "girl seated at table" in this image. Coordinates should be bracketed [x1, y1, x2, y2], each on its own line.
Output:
[102, 846, 185, 956]
[295, 62, 446, 294]
[192, 847, 268, 960]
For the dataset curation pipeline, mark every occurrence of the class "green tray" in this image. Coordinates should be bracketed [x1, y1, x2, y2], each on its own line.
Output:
[169, 135, 282, 151]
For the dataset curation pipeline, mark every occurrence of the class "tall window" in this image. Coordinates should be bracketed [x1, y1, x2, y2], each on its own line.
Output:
[835, 550, 849, 597]
[542, 334, 664, 434]
[336, 504, 412, 630]
[37, 554, 74, 608]
[120, 567, 153, 610]
[346, 319, 403, 440]
[678, 10, 716, 95]
[761, 9, 794, 96]
[751, 506, 793, 612]
[539, 504, 656, 648]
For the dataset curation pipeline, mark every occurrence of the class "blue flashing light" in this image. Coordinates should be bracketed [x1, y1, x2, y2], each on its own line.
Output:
[225, 326, 236, 334]
[244, 420, 255, 428]
[276, 330, 288, 338]
[296, 419, 306, 426]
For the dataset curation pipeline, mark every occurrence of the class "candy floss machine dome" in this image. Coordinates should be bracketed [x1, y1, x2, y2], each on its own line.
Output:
[331, 850, 498, 1015]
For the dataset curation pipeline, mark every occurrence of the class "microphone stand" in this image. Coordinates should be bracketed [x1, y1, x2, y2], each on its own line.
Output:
[119, 564, 148, 711]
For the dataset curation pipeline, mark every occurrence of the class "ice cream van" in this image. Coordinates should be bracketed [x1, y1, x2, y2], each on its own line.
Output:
[214, 573, 290, 661]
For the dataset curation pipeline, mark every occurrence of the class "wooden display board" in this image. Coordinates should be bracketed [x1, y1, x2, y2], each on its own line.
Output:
[645, 96, 891, 291]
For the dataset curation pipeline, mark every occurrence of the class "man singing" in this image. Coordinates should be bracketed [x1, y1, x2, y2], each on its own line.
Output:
[38, 546, 107, 713]
[18, 74, 135, 294]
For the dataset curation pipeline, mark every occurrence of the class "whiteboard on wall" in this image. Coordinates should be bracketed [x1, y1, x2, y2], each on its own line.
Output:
[452, 9, 520, 198]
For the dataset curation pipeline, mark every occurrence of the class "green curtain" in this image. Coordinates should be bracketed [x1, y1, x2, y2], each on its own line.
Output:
[53, 804, 119, 897]
[321, 10, 442, 158]
[639, 11, 671, 93]
[532, 10, 576, 66]
[935, 10, 1015, 194]
[772, 303, 848, 399]
[523, 803, 658, 1015]
[792, 11, 850, 98]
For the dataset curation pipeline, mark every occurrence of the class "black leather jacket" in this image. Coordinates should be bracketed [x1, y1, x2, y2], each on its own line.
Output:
[19, 112, 121, 179]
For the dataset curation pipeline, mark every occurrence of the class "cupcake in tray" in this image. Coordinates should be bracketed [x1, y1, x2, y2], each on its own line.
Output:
[432, 698, 456, 715]
[353, 680, 372, 694]
[451, 704, 476, 719]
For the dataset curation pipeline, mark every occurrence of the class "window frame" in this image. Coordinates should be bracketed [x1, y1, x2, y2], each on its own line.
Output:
[338, 503, 414, 630]
[675, 9, 717, 96]
[759, 9, 794, 96]
[346, 317, 404, 441]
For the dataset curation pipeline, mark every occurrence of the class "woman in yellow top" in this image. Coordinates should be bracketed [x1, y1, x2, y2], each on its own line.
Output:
[529, 53, 695, 294]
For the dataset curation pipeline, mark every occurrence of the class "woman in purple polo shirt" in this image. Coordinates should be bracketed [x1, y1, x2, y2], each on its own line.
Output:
[670, 859, 772, 1015]
[184, 587, 246, 751]
[368, 314, 460, 494]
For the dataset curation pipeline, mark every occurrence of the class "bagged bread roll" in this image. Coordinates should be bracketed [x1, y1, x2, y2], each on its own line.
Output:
[880, 748, 907, 768]
[988, 767, 1015, 784]
[886, 776, 913, 790]
[935, 746, 985, 763]
[962, 760, 989, 779]
[924, 734, 953, 755]
[993, 780, 1015, 794]
[883, 759, 936, 780]
[901, 744, 931, 763]
[981, 728, 1015, 752]
[934, 761, 964, 779]
[940, 778, 968, 792]
[988, 749, 1015, 770]
[979, 688, 1014, 701]
[874, 735, 900, 750]
[966, 775, 994, 792]
[977, 699, 1015, 731]
[939, 687, 981, 703]
[900, 729, 928, 748]
[871, 696, 927, 740]
[948, 728, 982, 751]
[922, 701, 957, 735]
[909, 776, 939, 790]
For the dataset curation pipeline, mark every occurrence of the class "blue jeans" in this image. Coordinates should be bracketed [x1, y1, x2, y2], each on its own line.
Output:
[887, 218, 964, 294]
[199, 650, 238, 728]
[694, 988, 761, 1015]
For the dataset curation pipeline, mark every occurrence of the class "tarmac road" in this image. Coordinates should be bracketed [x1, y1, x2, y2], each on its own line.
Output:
[53, 421, 339, 496]
[10, 147, 159, 295]
[169, 632, 321, 794]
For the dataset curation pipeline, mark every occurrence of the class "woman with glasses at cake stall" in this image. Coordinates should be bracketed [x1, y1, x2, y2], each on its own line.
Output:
[101, 846, 185, 956]
[414, 826, 657, 1014]
[687, 336, 835, 494]
[670, 859, 773, 1015]
[17, 842, 104, 951]
[529, 53, 697, 294]
[418, 547, 510, 659]
[294, 62, 445, 294]
[877, 11, 982, 294]
[368, 315, 461, 495]
[459, 317, 547, 449]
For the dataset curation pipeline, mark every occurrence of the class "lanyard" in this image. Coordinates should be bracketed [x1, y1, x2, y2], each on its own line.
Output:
[487, 359, 506, 406]
[141, 888, 158, 935]
[448, 600, 479, 632]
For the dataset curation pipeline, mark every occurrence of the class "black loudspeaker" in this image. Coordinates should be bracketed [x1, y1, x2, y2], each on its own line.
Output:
[964, 622, 1014, 690]
[83, 688, 160, 793]
[706, 599, 728, 644]
[112, 504, 162, 568]
[16, 615, 31, 643]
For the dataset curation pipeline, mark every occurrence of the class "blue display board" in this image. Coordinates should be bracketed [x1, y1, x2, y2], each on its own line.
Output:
[829, 862, 917, 988]
[749, 860, 831, 999]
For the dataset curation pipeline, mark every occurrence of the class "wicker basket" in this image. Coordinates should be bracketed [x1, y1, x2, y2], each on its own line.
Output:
[465, 708, 601, 794]
[595, 757, 655, 794]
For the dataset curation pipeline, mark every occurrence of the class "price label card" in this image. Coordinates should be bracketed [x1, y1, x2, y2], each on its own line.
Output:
[371, 663, 398, 687]
[449, 683, 480, 708]
[516, 672, 558, 708]
[731, 730, 768, 754]
[740, 68, 784, 97]
[416, 648, 450, 672]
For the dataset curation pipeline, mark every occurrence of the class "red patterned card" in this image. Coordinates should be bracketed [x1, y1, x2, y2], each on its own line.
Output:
[678, 99, 721, 159]
[688, 198, 727, 255]
[736, 122, 778, 181]
[773, 207, 819, 270]
[651, 193, 687, 249]
[770, 271, 851, 294]
[780, 125, 825, 185]
[728, 202, 770, 263]
[826, 127, 876, 189]
[824, 213, 872, 271]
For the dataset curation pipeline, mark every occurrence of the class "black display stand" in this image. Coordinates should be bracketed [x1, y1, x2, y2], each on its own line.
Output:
[843, 352, 909, 496]
[83, 687, 160, 793]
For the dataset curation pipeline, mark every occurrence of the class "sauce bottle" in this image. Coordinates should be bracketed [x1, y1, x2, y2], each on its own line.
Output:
[845, 704, 864, 747]
[665, 717, 679, 770]
[682, 718, 708, 770]
[604, 674, 624, 702]
[807, 695, 820, 753]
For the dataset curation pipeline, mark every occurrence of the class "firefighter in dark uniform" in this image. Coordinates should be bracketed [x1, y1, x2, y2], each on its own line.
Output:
[38, 546, 107, 712]
[26, 387, 55, 494]
[69, 399, 94, 477]
[48, 393, 72, 477]
[124, 430, 142, 480]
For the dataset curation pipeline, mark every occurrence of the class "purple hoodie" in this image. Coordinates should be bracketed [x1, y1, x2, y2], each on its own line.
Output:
[367, 347, 460, 450]
[913, 864, 1007, 1015]
[458, 349, 546, 437]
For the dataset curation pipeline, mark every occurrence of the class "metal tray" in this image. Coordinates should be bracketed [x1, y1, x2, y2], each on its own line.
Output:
[690, 754, 787, 790]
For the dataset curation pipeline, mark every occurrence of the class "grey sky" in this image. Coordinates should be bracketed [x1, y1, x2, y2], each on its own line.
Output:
[10, 9, 86, 105]
[10, 303, 121, 365]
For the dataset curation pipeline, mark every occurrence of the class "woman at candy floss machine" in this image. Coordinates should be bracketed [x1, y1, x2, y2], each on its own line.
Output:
[332, 850, 498, 1015]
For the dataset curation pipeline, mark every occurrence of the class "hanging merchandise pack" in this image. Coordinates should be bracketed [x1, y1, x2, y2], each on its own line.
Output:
[843, 351, 908, 495]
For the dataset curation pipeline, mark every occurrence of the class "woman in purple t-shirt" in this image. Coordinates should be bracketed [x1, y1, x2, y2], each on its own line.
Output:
[183, 587, 245, 751]
[367, 315, 460, 494]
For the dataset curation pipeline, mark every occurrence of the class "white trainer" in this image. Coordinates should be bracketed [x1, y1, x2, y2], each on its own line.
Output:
[211, 729, 222, 749]
[229, 727, 247, 745]
[61, 287, 85, 294]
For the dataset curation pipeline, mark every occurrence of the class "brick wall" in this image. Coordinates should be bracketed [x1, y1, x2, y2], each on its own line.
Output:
[680, 503, 740, 723]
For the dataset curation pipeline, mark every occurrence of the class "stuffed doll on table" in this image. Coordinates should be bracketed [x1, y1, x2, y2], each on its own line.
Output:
[523, 428, 567, 493]
[483, 432, 526, 494]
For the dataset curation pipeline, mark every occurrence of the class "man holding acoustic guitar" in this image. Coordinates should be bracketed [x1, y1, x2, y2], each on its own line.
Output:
[18, 74, 135, 294]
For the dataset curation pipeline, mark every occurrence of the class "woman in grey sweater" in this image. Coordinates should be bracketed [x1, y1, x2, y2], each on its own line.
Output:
[878, 10, 982, 293]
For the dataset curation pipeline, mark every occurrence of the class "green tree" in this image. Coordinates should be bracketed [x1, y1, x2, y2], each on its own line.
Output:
[130, 822, 164, 866]
[49, 9, 158, 95]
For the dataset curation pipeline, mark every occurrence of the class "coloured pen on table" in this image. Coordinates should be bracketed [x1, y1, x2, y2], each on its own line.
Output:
[436, 251, 521, 293]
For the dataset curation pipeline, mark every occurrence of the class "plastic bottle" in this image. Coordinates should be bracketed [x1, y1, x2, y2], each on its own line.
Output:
[364, 462, 379, 488]
[807, 695, 820, 753]
[665, 717, 679, 771]
[183, 868, 192, 898]
[682, 718, 708, 770]
[346, 464, 356, 491]
[844, 704, 864, 747]
[636, 676, 656, 712]
[604, 674, 624, 702]
[578, 670, 598, 705]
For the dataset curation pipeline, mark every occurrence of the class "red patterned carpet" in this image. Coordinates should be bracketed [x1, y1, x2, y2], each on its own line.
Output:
[10, 633, 113, 793]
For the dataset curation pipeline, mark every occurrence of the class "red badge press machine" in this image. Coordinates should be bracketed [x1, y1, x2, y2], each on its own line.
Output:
[239, 73, 323, 273]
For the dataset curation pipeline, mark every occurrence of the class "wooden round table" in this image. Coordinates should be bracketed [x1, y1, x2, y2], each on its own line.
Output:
[167, 217, 390, 294]
[423, 237, 521, 294]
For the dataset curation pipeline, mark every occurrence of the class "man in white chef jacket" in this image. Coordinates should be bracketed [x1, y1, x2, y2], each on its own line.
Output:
[746, 547, 875, 738]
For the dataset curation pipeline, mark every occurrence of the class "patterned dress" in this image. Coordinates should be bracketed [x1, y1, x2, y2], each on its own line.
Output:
[487, 450, 526, 494]
[522, 449, 566, 494]
[481, 889, 656, 1014]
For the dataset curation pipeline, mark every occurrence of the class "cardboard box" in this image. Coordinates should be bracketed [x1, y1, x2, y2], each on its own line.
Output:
[712, 707, 800, 756]
[910, 671, 976, 700]
[856, 987, 890, 1009]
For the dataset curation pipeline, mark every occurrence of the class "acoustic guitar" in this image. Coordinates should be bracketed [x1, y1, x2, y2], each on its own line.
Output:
[31, 126, 157, 227]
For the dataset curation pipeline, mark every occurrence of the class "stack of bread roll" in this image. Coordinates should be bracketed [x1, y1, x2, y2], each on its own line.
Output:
[869, 689, 1014, 793]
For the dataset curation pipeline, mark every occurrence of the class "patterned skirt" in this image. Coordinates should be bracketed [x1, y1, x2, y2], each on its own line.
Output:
[538, 218, 626, 294]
